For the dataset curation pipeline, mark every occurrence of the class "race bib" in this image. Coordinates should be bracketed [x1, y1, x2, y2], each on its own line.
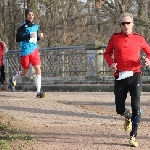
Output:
[29, 32, 37, 42]
[117, 71, 133, 80]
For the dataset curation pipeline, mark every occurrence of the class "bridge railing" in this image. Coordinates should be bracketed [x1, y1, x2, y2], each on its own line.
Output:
[4, 45, 150, 84]
[5, 46, 111, 77]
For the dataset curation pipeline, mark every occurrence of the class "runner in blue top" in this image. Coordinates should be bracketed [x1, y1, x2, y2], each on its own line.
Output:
[9, 8, 45, 98]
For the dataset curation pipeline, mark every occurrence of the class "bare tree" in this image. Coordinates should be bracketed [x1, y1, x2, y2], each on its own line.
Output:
[1, 0, 150, 50]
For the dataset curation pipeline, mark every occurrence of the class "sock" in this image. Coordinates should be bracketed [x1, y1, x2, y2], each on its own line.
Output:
[35, 75, 41, 93]
[12, 71, 21, 82]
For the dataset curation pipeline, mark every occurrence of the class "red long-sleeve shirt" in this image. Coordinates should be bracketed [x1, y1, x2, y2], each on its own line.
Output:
[0, 41, 5, 66]
[104, 32, 150, 76]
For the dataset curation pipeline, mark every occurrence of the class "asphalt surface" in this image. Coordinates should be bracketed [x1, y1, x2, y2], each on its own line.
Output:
[0, 92, 123, 127]
[1, 92, 150, 150]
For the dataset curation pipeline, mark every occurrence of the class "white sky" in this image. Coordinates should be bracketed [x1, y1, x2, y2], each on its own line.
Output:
[79, 0, 87, 3]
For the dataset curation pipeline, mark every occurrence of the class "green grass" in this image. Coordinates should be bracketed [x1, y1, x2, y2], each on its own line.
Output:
[0, 116, 33, 150]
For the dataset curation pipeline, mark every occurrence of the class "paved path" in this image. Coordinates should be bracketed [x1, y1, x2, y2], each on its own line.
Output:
[0, 92, 149, 127]
[0, 92, 125, 127]
[1, 92, 150, 150]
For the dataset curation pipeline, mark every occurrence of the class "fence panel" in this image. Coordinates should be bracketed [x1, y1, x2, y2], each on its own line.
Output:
[5, 46, 150, 79]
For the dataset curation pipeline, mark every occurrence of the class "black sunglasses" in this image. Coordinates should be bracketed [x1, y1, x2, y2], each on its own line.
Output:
[121, 22, 131, 25]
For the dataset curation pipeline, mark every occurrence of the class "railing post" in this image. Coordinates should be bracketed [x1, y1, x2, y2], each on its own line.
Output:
[86, 49, 96, 76]
[85, 44, 96, 76]
[62, 50, 65, 77]
[96, 46, 106, 75]
[85, 40, 105, 76]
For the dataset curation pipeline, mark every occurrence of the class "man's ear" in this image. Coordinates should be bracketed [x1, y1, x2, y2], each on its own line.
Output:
[133, 21, 135, 25]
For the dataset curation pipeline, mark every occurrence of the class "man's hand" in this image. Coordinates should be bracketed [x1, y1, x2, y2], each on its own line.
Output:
[111, 63, 117, 72]
[143, 56, 150, 66]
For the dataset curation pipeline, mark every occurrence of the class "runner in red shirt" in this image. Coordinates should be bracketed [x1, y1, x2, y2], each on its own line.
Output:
[104, 12, 150, 147]
[0, 39, 8, 90]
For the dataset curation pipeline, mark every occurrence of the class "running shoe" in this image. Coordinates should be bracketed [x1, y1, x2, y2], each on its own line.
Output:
[129, 136, 138, 147]
[36, 92, 46, 98]
[9, 77, 16, 92]
[124, 118, 132, 131]
[124, 108, 132, 131]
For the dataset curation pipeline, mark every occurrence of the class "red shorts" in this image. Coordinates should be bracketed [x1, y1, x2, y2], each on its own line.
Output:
[20, 48, 41, 69]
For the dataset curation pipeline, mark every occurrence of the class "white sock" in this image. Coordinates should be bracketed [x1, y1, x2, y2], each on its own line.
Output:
[12, 71, 21, 82]
[35, 75, 41, 93]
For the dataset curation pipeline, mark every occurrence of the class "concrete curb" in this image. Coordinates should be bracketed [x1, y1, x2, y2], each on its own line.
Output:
[15, 84, 150, 92]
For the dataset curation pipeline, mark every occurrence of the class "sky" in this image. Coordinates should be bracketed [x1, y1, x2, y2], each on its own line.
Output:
[79, 0, 87, 3]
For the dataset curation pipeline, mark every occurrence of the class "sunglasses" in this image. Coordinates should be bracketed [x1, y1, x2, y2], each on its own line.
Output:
[121, 22, 132, 25]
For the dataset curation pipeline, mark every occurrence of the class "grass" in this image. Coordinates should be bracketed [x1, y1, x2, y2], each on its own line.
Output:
[0, 113, 34, 150]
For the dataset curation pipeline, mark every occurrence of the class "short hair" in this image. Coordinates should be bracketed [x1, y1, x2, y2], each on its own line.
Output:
[25, 8, 33, 18]
[119, 12, 133, 22]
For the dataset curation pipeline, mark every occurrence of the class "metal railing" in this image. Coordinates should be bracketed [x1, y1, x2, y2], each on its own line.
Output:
[5, 46, 150, 79]
[6, 46, 89, 78]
